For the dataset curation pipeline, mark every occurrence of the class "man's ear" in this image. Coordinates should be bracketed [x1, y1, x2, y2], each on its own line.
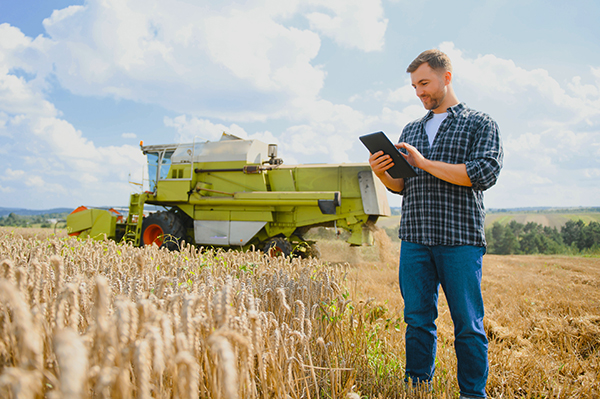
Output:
[444, 70, 452, 85]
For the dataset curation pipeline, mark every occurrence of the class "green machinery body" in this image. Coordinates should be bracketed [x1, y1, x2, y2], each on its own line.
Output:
[67, 134, 391, 254]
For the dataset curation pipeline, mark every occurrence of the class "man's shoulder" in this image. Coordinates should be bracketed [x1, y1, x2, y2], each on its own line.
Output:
[452, 103, 495, 123]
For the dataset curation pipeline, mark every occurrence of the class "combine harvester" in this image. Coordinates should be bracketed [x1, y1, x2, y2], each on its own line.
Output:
[67, 133, 391, 256]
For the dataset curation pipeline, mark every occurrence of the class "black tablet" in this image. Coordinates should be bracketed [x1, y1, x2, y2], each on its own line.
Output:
[359, 131, 417, 179]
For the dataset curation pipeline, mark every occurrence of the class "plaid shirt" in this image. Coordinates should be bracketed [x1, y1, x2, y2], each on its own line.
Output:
[396, 102, 503, 246]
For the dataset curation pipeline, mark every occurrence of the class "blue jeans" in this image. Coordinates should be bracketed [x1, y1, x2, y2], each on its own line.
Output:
[399, 241, 488, 398]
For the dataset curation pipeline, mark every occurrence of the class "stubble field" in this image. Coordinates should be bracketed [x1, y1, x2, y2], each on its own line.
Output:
[0, 227, 599, 398]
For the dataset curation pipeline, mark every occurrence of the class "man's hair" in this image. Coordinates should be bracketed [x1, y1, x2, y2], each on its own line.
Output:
[406, 49, 452, 73]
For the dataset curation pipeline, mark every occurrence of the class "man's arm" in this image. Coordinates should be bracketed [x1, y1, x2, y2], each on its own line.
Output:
[368, 151, 405, 192]
[396, 142, 472, 187]
[464, 117, 504, 191]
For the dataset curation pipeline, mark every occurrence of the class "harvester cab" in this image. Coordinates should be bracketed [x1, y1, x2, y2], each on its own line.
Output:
[67, 133, 391, 257]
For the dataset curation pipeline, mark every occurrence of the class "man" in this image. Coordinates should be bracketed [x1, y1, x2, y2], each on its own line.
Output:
[369, 49, 503, 398]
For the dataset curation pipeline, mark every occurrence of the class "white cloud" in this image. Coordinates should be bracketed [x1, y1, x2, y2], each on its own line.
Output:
[164, 115, 249, 143]
[164, 96, 376, 165]
[1, 112, 147, 206]
[0, 33, 146, 207]
[2, 169, 26, 181]
[34, 0, 388, 122]
[122, 132, 137, 139]
[38, 0, 323, 120]
[0, 185, 13, 193]
[439, 42, 600, 124]
[24, 175, 66, 193]
[0, 26, 56, 118]
[568, 75, 599, 99]
[305, 0, 388, 52]
[386, 85, 414, 103]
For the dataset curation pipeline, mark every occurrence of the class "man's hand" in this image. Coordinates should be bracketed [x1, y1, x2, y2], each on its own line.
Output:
[396, 142, 426, 169]
[396, 142, 472, 187]
[368, 150, 405, 192]
[368, 151, 394, 178]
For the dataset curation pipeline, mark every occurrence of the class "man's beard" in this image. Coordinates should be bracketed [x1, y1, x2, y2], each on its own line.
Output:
[421, 90, 446, 110]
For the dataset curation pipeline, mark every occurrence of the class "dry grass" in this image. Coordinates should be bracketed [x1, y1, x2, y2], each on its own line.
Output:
[0, 227, 599, 398]
[483, 255, 600, 397]
[330, 233, 600, 398]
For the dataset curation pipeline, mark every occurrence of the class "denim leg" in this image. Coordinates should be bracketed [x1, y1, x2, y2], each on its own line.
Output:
[399, 241, 440, 384]
[433, 245, 488, 398]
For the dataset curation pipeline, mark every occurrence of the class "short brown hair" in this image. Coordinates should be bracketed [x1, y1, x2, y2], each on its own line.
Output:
[406, 49, 452, 73]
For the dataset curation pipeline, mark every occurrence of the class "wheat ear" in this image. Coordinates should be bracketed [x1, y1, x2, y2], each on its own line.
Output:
[54, 327, 88, 399]
[0, 280, 43, 370]
[208, 333, 239, 399]
[175, 351, 200, 399]
[134, 339, 151, 399]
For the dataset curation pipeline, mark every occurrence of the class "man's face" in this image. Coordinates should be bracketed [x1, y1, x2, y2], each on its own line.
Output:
[410, 63, 449, 112]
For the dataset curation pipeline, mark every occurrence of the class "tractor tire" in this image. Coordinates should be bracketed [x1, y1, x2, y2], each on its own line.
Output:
[141, 211, 185, 251]
[263, 237, 293, 257]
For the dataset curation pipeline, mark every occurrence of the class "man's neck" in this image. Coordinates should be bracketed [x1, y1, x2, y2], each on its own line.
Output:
[433, 96, 459, 114]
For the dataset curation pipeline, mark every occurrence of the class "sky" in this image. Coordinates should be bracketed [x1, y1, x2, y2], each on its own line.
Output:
[1, 0, 599, 210]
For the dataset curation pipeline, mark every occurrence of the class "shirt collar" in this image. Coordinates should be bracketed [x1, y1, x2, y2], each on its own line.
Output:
[421, 102, 466, 123]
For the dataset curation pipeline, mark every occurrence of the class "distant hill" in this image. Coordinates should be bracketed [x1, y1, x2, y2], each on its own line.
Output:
[484, 212, 600, 229]
[0, 207, 73, 217]
[0, 204, 166, 218]
[487, 206, 600, 213]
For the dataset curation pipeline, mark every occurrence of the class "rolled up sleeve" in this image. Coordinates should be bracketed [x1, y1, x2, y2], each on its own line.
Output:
[465, 118, 503, 191]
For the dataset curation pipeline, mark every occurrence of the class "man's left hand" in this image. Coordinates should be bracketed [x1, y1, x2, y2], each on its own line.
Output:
[395, 142, 472, 187]
[396, 142, 426, 169]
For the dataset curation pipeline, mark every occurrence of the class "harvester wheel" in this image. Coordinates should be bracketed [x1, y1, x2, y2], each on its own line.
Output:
[292, 241, 321, 259]
[141, 211, 185, 250]
[303, 242, 321, 259]
[263, 237, 292, 257]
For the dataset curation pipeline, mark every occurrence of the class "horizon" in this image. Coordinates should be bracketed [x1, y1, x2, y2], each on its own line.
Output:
[1, 1, 599, 210]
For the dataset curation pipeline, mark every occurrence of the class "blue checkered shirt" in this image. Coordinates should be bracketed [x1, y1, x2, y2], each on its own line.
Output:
[396, 102, 503, 246]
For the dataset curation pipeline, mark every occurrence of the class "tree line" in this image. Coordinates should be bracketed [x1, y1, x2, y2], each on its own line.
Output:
[485, 219, 600, 255]
[0, 212, 67, 228]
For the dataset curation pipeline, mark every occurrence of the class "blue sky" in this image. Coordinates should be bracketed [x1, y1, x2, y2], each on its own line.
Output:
[1, 0, 599, 210]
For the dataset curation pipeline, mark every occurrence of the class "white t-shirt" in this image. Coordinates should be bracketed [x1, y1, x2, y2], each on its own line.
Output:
[425, 112, 447, 146]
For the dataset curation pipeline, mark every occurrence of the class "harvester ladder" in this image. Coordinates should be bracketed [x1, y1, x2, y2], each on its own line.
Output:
[123, 193, 147, 246]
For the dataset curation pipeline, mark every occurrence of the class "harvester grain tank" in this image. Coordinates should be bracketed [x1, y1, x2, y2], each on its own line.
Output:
[67, 133, 391, 256]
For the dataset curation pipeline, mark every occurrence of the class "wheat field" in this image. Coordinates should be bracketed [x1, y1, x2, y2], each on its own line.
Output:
[0, 227, 598, 398]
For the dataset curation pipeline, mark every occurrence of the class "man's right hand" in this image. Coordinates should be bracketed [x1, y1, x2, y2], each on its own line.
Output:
[368, 150, 405, 193]
[368, 150, 394, 178]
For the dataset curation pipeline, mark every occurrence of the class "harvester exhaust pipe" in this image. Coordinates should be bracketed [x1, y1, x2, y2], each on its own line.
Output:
[266, 144, 283, 165]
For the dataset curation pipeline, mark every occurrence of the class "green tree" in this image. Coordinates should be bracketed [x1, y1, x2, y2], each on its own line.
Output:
[561, 220, 584, 248]
[0, 213, 28, 227]
[519, 231, 541, 254]
[509, 220, 525, 237]
[487, 222, 520, 254]
[495, 226, 519, 255]
[580, 221, 600, 250]
[486, 222, 505, 254]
